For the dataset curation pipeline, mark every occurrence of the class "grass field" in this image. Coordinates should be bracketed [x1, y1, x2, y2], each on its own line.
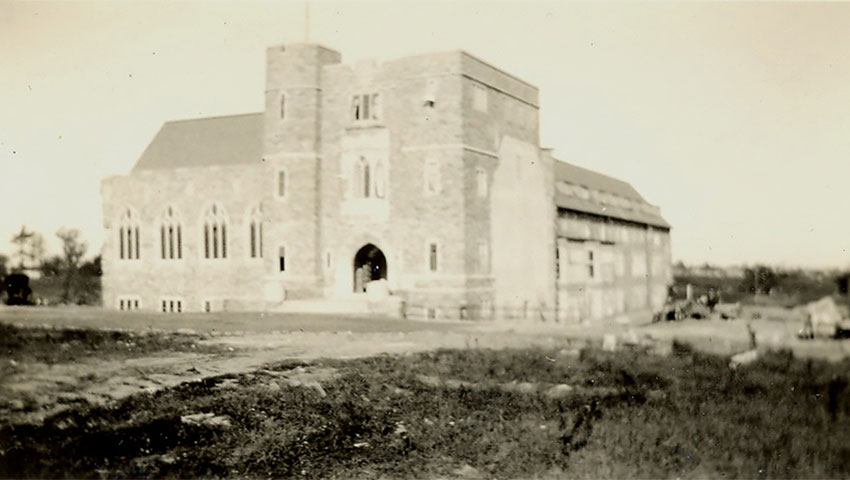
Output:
[2, 343, 849, 479]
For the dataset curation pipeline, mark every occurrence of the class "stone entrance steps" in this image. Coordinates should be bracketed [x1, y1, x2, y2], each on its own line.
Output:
[271, 295, 402, 317]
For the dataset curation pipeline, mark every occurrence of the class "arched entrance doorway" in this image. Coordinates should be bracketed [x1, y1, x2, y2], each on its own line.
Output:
[353, 244, 387, 293]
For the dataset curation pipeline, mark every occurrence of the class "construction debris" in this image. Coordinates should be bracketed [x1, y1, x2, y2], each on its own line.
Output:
[180, 412, 232, 428]
[729, 349, 759, 370]
[797, 296, 850, 339]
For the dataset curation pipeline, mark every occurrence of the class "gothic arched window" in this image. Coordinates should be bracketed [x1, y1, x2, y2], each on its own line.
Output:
[356, 156, 371, 198]
[118, 207, 141, 260]
[248, 205, 263, 259]
[203, 203, 228, 259]
[159, 206, 183, 260]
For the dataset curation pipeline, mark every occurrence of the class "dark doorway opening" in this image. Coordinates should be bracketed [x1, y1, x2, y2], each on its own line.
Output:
[353, 244, 387, 293]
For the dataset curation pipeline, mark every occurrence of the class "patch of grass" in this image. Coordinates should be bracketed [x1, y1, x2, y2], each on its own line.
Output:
[2, 346, 850, 478]
[0, 323, 221, 365]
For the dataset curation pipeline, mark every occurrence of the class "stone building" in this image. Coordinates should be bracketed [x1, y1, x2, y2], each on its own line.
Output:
[100, 42, 671, 322]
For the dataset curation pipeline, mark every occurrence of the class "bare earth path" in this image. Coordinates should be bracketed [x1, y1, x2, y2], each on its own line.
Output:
[2, 305, 848, 425]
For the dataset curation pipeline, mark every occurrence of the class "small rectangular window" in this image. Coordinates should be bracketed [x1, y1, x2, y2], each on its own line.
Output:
[279, 246, 286, 272]
[277, 170, 286, 198]
[134, 300, 139, 309]
[119, 299, 124, 311]
[427, 307, 437, 320]
[204, 300, 211, 313]
[119, 229, 125, 259]
[280, 94, 286, 119]
[429, 243, 438, 272]
[162, 300, 167, 312]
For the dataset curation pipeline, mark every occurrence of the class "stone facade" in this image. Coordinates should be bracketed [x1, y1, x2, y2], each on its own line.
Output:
[100, 42, 672, 323]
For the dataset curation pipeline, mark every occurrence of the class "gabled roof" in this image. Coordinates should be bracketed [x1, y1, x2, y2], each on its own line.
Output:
[132, 113, 264, 172]
[553, 160, 647, 203]
[553, 159, 670, 229]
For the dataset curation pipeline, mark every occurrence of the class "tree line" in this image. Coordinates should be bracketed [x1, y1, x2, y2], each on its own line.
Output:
[0, 225, 101, 305]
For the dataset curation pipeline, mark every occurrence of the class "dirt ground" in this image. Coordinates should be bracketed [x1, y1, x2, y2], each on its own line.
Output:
[1, 304, 848, 426]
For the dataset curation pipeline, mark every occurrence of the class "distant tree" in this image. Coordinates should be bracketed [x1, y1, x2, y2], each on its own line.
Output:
[79, 255, 102, 277]
[56, 228, 88, 304]
[11, 225, 34, 271]
[10, 226, 46, 272]
[26, 232, 46, 271]
[836, 273, 850, 296]
[742, 265, 782, 295]
[0, 254, 8, 279]
[40, 255, 64, 277]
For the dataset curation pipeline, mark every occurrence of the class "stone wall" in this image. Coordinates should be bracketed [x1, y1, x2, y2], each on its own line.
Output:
[101, 165, 267, 312]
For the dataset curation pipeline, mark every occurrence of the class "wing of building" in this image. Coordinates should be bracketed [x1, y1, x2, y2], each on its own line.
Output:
[101, 43, 671, 322]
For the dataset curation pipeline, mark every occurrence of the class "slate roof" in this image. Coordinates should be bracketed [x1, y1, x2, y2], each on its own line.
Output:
[132, 113, 264, 172]
[553, 160, 670, 229]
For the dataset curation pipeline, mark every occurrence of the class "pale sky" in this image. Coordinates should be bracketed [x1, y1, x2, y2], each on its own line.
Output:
[1, 1, 849, 268]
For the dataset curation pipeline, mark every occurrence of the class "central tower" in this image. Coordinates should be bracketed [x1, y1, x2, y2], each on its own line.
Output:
[262, 44, 342, 302]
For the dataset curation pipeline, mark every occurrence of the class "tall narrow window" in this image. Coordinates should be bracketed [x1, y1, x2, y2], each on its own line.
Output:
[212, 225, 219, 258]
[276, 169, 287, 198]
[362, 94, 370, 120]
[221, 224, 227, 258]
[356, 156, 370, 198]
[370, 93, 381, 120]
[159, 206, 182, 260]
[279, 94, 286, 119]
[555, 244, 561, 280]
[203, 203, 228, 259]
[248, 205, 263, 259]
[351, 95, 361, 121]
[117, 207, 141, 260]
[363, 160, 370, 198]
[424, 159, 440, 195]
[476, 167, 488, 198]
[429, 243, 438, 272]
[278, 245, 286, 272]
[588, 251, 595, 278]
[478, 241, 489, 274]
